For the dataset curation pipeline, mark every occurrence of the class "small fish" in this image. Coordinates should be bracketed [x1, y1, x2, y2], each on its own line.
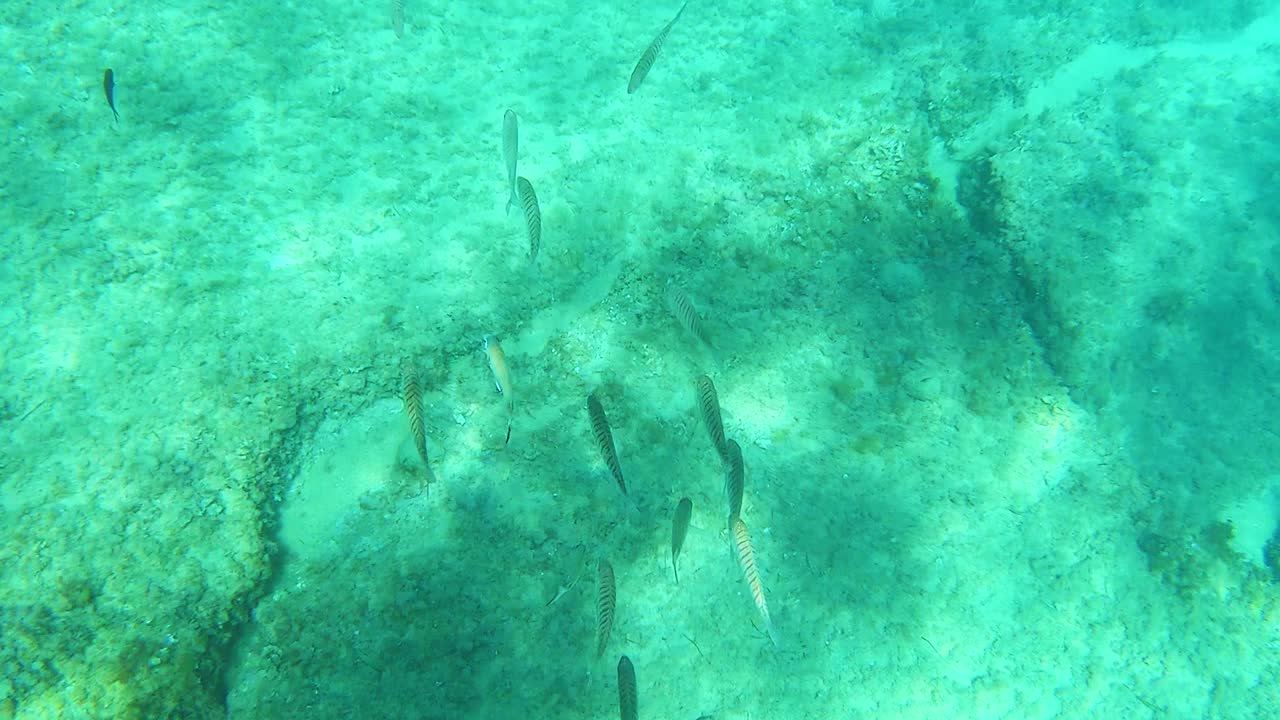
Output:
[672, 497, 692, 584]
[401, 358, 433, 481]
[723, 439, 744, 525]
[627, 2, 689, 94]
[694, 375, 728, 463]
[546, 546, 589, 607]
[103, 69, 119, 123]
[503, 109, 519, 213]
[516, 176, 541, 265]
[731, 517, 779, 647]
[391, 0, 405, 38]
[665, 280, 715, 358]
[617, 655, 638, 720]
[587, 392, 626, 495]
[596, 559, 617, 658]
[484, 336, 514, 446]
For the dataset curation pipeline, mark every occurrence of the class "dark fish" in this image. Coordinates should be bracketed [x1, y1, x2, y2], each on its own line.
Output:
[516, 176, 541, 265]
[597, 559, 617, 658]
[672, 497, 692, 584]
[627, 2, 688, 94]
[694, 375, 728, 462]
[587, 392, 627, 495]
[723, 439, 744, 525]
[617, 655, 638, 720]
[103, 69, 119, 123]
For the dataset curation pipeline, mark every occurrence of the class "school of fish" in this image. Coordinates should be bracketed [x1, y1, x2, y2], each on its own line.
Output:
[82, 3, 772, 718]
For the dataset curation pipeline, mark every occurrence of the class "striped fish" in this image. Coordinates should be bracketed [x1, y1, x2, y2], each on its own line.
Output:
[597, 559, 617, 658]
[664, 280, 713, 354]
[694, 375, 728, 463]
[723, 439, 744, 525]
[617, 655, 638, 720]
[503, 109, 518, 213]
[731, 517, 779, 647]
[401, 358, 433, 481]
[627, 3, 689, 94]
[587, 392, 627, 495]
[516, 176, 541, 264]
[672, 497, 692, 584]
[484, 336, 514, 446]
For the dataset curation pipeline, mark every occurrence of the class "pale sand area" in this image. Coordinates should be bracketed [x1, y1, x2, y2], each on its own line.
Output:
[1, 1, 1278, 718]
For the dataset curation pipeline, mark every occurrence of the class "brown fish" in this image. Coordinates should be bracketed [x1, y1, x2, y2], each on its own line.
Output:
[103, 69, 119, 123]
[401, 358, 433, 481]
[627, 3, 689, 94]
[672, 497, 692, 584]
[484, 336, 514, 445]
[617, 655, 638, 720]
[731, 517, 779, 647]
[587, 392, 626, 495]
[596, 559, 617, 658]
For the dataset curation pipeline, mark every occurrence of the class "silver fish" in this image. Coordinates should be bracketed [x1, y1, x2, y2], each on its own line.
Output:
[503, 109, 519, 214]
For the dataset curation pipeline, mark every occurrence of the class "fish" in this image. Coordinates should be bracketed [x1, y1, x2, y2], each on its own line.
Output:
[401, 358, 433, 481]
[484, 336, 513, 446]
[694, 375, 728, 463]
[627, 2, 689, 94]
[664, 280, 713, 355]
[672, 497, 692, 584]
[103, 69, 119, 123]
[596, 559, 617, 658]
[723, 439, 744, 525]
[731, 517, 779, 647]
[503, 110, 519, 214]
[516, 176, 541, 265]
[587, 392, 626, 495]
[617, 655, 638, 720]
[546, 546, 589, 607]
[391, 0, 405, 38]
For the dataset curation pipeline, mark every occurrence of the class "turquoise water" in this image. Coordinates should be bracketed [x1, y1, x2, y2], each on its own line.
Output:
[2, 1, 1278, 718]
